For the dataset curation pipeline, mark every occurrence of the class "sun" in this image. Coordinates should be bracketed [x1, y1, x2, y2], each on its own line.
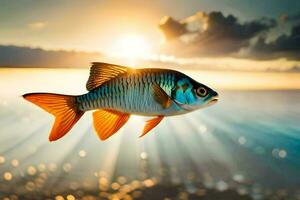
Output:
[108, 34, 152, 59]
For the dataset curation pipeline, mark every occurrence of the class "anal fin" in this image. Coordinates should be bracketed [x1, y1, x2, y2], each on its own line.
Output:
[140, 116, 164, 138]
[93, 109, 130, 140]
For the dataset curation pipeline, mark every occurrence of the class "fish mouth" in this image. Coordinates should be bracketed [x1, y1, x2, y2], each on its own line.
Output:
[208, 95, 219, 105]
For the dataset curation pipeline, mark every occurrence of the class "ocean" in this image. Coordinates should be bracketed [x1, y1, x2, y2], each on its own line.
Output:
[0, 68, 299, 200]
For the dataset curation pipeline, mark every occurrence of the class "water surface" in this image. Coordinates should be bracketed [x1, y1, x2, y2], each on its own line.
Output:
[0, 68, 299, 199]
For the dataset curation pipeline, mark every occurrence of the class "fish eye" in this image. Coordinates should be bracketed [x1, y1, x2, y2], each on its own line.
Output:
[196, 87, 208, 97]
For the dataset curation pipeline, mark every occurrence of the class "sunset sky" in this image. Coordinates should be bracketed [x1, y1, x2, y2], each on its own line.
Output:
[0, 0, 300, 71]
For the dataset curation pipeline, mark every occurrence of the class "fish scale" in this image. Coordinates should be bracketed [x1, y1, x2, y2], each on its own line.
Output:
[78, 70, 178, 115]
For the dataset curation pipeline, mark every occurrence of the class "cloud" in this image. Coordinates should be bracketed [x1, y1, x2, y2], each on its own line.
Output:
[248, 22, 300, 60]
[0, 44, 298, 72]
[280, 12, 300, 25]
[0, 45, 103, 67]
[159, 11, 300, 61]
[287, 65, 300, 72]
[28, 21, 47, 30]
[159, 11, 276, 58]
[159, 16, 188, 40]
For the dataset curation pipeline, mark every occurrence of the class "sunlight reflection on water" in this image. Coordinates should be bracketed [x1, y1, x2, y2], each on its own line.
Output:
[0, 68, 300, 199]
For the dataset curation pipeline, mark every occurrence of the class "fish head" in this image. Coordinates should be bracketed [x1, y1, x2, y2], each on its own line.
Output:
[172, 78, 219, 111]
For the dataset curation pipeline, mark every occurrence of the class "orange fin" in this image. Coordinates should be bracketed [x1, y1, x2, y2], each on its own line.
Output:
[86, 62, 131, 91]
[152, 83, 172, 109]
[140, 116, 164, 138]
[23, 93, 84, 141]
[93, 109, 130, 140]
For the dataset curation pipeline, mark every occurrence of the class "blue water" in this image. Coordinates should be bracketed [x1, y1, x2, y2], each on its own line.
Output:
[0, 79, 300, 198]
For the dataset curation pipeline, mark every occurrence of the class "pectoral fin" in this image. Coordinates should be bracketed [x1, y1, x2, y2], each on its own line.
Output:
[93, 109, 130, 140]
[152, 84, 172, 109]
[140, 116, 164, 138]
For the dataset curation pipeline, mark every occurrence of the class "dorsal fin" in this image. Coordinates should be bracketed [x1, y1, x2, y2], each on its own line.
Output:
[86, 62, 129, 91]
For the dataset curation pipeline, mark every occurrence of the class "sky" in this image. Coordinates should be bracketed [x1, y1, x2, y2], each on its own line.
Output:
[0, 0, 300, 71]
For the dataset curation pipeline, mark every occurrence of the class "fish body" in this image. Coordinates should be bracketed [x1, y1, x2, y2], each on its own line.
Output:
[78, 68, 206, 116]
[23, 62, 218, 141]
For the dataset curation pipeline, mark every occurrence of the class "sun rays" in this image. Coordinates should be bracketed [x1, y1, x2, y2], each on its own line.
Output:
[0, 68, 300, 199]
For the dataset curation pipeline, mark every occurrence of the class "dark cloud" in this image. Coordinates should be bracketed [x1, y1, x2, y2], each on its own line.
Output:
[249, 23, 300, 59]
[203, 12, 275, 41]
[194, 12, 276, 56]
[0, 45, 103, 67]
[159, 11, 276, 57]
[158, 11, 300, 60]
[280, 12, 300, 25]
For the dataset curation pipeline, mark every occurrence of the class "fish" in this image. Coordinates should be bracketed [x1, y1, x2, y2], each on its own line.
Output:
[23, 62, 219, 141]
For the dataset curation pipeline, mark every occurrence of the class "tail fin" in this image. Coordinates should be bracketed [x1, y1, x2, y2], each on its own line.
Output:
[23, 93, 84, 141]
